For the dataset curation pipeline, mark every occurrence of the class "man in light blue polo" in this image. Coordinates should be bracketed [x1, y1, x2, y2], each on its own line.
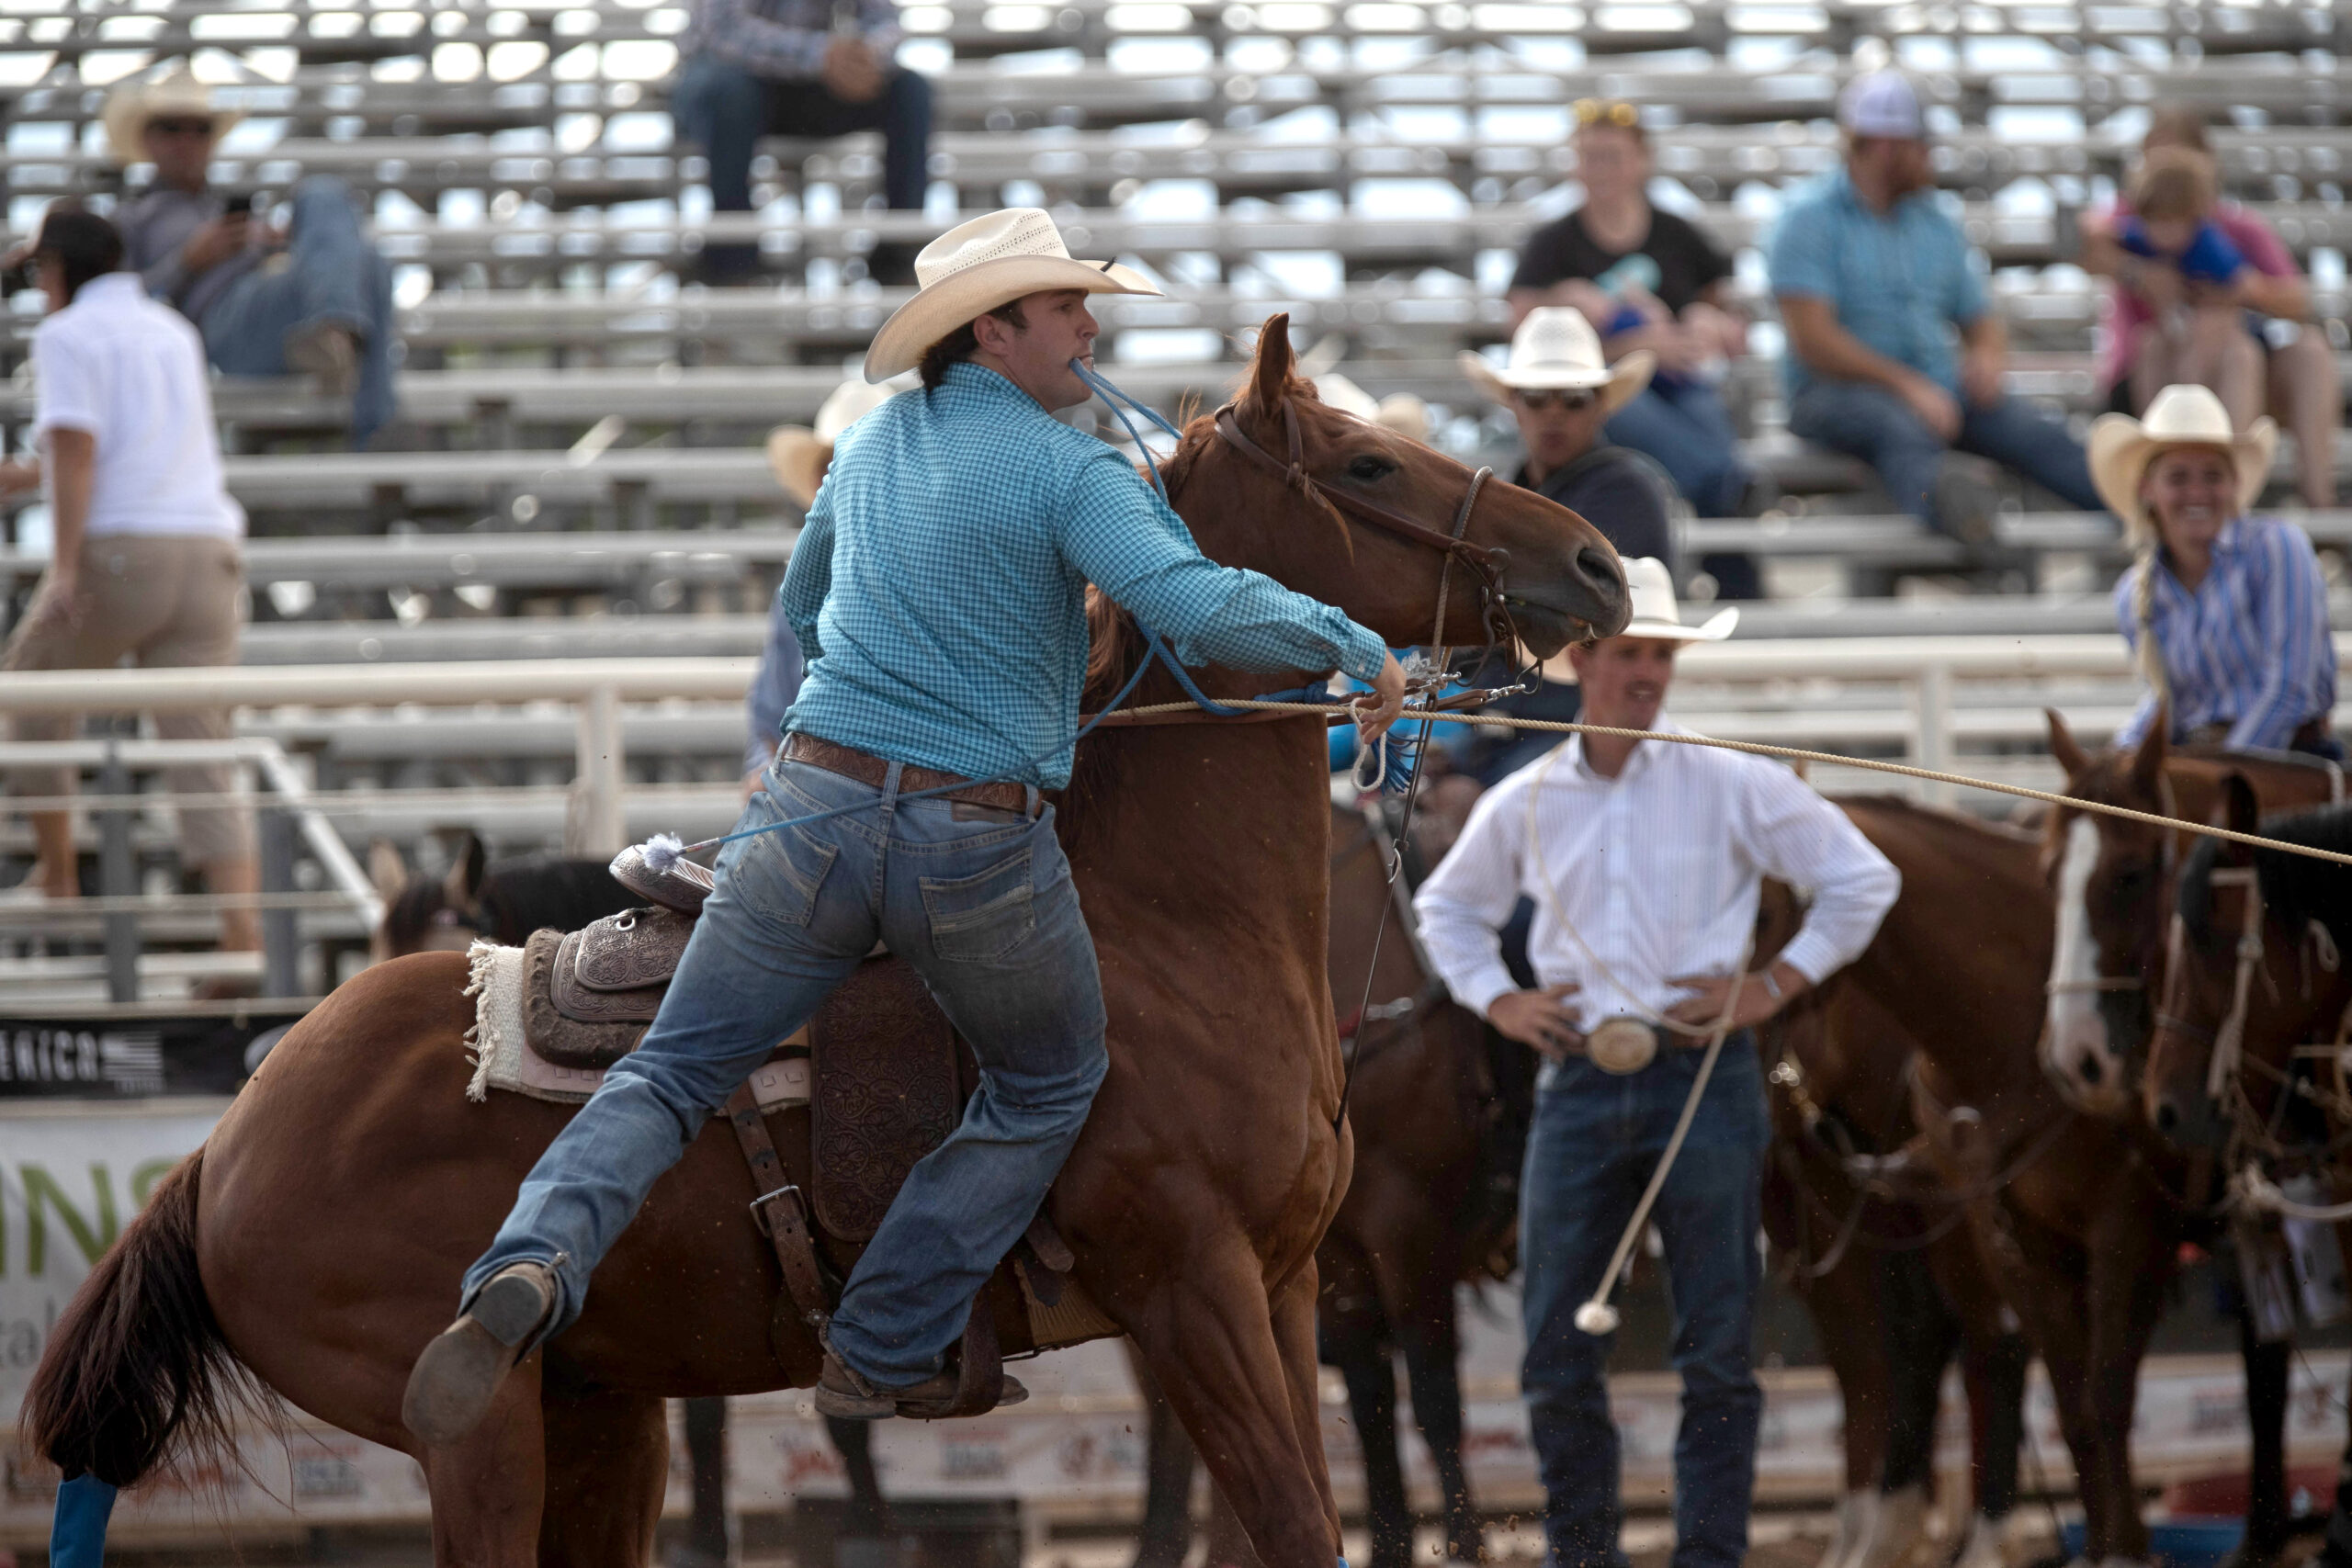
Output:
[401, 208, 1409, 1440]
[1770, 72, 2101, 541]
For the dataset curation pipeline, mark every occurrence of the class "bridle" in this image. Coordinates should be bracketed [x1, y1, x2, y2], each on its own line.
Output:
[1212, 398, 1511, 660]
[2154, 865, 2271, 1105]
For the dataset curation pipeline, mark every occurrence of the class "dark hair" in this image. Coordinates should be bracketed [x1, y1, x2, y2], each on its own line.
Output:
[33, 206, 125, 304]
[919, 299, 1029, 391]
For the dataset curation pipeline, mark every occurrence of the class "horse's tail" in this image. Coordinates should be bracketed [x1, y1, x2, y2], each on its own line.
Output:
[21, 1148, 263, 1487]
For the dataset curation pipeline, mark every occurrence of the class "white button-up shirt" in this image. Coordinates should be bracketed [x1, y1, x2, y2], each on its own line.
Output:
[1414, 721, 1902, 1029]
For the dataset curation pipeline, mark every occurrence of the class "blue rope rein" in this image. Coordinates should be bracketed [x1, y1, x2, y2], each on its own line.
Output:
[647, 361, 1336, 870]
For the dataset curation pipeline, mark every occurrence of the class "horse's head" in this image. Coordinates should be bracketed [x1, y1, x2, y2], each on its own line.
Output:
[370, 830, 489, 961]
[2040, 710, 2174, 1114]
[2148, 796, 2352, 1154]
[1170, 314, 1628, 660]
[2143, 777, 2267, 1151]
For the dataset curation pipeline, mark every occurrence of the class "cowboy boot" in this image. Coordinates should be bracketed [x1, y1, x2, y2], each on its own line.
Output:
[401, 1260, 558, 1447]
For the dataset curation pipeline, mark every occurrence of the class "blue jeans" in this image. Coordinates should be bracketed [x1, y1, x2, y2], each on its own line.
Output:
[1604, 381, 1760, 598]
[463, 755, 1110, 1389]
[200, 177, 396, 447]
[674, 55, 933, 277]
[1520, 1035, 1769, 1568]
[1787, 380, 2102, 536]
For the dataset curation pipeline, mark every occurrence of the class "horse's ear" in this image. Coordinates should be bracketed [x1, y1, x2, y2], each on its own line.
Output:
[368, 838, 407, 900]
[2217, 772, 2260, 852]
[2131, 710, 2170, 798]
[442, 830, 488, 914]
[2045, 708, 2090, 781]
[1250, 313, 1295, 413]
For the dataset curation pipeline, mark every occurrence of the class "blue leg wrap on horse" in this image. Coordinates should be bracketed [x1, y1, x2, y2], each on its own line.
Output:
[51, 1472, 118, 1568]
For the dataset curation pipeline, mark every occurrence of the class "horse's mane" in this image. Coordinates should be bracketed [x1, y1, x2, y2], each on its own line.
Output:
[477, 858, 639, 945]
[2180, 805, 2352, 952]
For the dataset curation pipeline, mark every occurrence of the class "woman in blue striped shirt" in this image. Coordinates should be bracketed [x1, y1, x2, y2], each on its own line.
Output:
[2089, 383, 2339, 757]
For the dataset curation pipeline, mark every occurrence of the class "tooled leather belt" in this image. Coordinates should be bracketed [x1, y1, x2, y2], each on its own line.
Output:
[781, 734, 1044, 818]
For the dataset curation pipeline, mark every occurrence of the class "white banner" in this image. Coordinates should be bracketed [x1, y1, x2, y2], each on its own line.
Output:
[5, 1102, 2348, 1548]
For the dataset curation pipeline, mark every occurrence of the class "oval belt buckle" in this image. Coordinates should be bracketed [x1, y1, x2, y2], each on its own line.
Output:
[1586, 1017, 1657, 1076]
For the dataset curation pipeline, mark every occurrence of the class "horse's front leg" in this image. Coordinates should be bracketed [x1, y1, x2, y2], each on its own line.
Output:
[1126, 1242, 1344, 1568]
[2082, 1196, 2172, 1565]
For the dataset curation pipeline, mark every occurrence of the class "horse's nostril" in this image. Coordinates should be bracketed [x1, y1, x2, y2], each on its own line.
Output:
[2154, 1101, 2178, 1134]
[2080, 1054, 2103, 1086]
[1576, 546, 1618, 592]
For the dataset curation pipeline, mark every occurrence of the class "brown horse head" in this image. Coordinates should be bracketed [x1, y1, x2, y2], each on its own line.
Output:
[2145, 792, 2352, 1154]
[2041, 708, 2174, 1115]
[1165, 314, 1627, 660]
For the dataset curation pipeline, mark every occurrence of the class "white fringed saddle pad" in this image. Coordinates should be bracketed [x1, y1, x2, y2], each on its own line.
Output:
[462, 940, 808, 1109]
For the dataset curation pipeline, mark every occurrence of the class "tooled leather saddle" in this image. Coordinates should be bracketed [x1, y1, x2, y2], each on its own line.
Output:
[510, 844, 1110, 1414]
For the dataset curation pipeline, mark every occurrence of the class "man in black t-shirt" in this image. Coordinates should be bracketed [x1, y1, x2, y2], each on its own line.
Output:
[1462, 307, 1677, 568]
[1506, 99, 1762, 597]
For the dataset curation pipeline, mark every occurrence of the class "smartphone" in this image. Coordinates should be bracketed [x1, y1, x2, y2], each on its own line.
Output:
[222, 192, 256, 218]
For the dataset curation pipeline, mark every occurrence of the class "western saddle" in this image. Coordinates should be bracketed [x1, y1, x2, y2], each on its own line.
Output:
[510, 844, 1110, 1416]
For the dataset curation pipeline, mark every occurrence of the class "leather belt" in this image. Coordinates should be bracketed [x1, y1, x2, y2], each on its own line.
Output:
[782, 734, 1043, 818]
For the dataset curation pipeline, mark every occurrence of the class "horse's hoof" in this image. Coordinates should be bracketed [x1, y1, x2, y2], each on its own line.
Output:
[401, 1263, 554, 1448]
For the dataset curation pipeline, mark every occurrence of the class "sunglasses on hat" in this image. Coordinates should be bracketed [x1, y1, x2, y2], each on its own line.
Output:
[1573, 98, 1640, 129]
[146, 116, 217, 138]
[1515, 388, 1600, 412]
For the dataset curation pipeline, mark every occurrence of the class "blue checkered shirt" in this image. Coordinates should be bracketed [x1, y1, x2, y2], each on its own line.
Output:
[2115, 514, 2338, 750]
[779, 362, 1391, 789]
[684, 0, 902, 78]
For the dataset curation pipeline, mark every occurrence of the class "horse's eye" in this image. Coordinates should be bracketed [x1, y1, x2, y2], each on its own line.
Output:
[1345, 454, 1396, 482]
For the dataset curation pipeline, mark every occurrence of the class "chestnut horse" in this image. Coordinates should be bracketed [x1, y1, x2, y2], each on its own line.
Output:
[1761, 894, 2030, 1568]
[23, 315, 1627, 1567]
[2041, 719, 2346, 1566]
[1136, 797, 1521, 1568]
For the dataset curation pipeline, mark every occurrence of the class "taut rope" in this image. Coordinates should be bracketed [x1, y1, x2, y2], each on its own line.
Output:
[1099, 697, 2352, 870]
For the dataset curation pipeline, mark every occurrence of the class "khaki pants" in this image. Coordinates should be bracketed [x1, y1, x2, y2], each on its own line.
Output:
[3, 534, 254, 868]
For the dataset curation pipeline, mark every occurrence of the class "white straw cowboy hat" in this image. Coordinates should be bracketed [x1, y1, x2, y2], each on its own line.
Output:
[1616, 556, 1737, 642]
[1313, 372, 1432, 445]
[863, 208, 1159, 383]
[767, 375, 912, 509]
[1458, 308, 1655, 417]
[103, 70, 243, 163]
[2087, 383, 2276, 541]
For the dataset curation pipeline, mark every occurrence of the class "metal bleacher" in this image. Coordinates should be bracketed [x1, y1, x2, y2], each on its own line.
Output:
[1, 0, 2350, 1002]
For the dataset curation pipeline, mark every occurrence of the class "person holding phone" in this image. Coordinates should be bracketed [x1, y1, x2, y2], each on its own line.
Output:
[104, 71, 398, 447]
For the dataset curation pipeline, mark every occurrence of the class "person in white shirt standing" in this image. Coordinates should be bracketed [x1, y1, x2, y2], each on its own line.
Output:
[1415, 558, 1899, 1568]
[0, 207, 257, 960]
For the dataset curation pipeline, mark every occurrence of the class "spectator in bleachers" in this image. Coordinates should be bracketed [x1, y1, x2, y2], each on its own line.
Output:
[2092, 384, 2338, 758]
[1507, 96, 1762, 597]
[105, 72, 398, 449]
[0, 208, 260, 960]
[1463, 307, 1676, 569]
[1770, 72, 2104, 542]
[673, 0, 933, 286]
[2084, 107, 2338, 509]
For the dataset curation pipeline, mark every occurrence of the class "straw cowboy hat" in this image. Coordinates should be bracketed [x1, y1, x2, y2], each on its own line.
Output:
[2087, 383, 2276, 540]
[766, 374, 914, 509]
[1615, 555, 1737, 642]
[1458, 307, 1655, 417]
[1313, 371, 1432, 445]
[103, 70, 243, 163]
[863, 208, 1159, 383]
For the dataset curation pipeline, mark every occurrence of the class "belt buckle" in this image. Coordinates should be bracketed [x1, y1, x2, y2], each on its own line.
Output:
[1587, 1017, 1657, 1075]
[749, 1181, 808, 1235]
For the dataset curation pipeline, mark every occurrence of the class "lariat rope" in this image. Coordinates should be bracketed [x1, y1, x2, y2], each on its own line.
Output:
[1081, 699, 2352, 870]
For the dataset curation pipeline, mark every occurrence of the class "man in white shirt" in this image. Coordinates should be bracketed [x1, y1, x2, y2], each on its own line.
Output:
[0, 208, 256, 962]
[1415, 558, 1899, 1568]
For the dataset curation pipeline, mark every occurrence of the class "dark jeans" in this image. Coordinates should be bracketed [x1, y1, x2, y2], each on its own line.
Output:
[1521, 1036, 1769, 1568]
[674, 55, 933, 276]
[1787, 380, 2103, 536]
[1603, 380, 1761, 599]
[200, 176, 396, 446]
[463, 756, 1109, 1390]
